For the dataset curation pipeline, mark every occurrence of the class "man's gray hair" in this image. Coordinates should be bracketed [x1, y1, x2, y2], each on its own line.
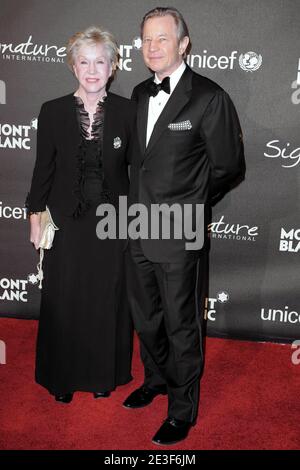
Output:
[141, 6, 190, 40]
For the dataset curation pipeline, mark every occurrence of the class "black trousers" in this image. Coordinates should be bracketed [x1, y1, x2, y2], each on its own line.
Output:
[126, 239, 208, 423]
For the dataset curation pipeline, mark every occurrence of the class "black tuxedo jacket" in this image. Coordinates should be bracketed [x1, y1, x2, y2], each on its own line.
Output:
[27, 92, 136, 216]
[129, 65, 245, 262]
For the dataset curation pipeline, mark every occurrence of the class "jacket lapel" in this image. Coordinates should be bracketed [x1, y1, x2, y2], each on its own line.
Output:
[102, 92, 112, 172]
[144, 66, 193, 160]
[66, 93, 81, 150]
[136, 86, 150, 155]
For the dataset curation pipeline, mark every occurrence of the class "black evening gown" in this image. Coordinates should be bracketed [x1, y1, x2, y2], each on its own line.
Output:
[35, 96, 132, 395]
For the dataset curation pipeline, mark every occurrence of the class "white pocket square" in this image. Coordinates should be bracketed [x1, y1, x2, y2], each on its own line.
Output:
[168, 120, 192, 131]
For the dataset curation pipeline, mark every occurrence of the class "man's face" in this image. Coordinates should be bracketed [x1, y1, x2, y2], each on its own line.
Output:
[142, 15, 189, 79]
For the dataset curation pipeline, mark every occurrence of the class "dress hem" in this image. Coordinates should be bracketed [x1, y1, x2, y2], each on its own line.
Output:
[35, 374, 133, 396]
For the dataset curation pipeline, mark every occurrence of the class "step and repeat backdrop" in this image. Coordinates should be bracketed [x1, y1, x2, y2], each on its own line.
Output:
[0, 0, 299, 342]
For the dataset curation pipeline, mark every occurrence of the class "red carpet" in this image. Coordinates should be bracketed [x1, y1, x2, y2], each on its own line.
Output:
[0, 318, 299, 450]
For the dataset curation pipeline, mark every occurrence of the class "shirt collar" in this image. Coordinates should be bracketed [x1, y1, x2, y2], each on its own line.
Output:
[154, 61, 186, 93]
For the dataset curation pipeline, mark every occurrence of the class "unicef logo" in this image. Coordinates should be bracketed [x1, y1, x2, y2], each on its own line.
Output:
[239, 52, 262, 72]
[132, 36, 142, 50]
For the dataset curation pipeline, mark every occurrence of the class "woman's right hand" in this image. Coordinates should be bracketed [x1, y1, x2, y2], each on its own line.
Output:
[29, 213, 41, 250]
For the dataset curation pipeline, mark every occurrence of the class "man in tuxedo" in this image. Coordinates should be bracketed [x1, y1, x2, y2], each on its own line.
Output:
[124, 7, 245, 445]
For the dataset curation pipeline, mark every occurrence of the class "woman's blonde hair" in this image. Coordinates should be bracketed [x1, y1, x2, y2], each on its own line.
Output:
[66, 26, 119, 72]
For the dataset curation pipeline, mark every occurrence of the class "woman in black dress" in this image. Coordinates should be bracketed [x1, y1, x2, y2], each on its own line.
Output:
[26, 26, 136, 403]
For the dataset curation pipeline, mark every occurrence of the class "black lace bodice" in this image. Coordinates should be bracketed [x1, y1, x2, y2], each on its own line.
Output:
[73, 95, 112, 218]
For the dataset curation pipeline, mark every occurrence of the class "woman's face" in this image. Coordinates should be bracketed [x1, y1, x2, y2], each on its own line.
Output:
[73, 42, 112, 96]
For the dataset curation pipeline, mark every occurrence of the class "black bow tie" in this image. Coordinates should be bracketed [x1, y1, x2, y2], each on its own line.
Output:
[146, 76, 170, 97]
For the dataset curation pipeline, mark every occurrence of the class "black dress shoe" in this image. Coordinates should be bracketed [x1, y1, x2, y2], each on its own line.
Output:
[123, 385, 167, 409]
[55, 393, 73, 404]
[152, 418, 193, 445]
[93, 391, 111, 399]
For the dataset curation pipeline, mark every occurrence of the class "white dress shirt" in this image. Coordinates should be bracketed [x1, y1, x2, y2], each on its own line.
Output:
[146, 61, 186, 147]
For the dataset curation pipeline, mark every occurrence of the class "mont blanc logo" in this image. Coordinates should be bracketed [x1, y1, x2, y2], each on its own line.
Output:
[132, 36, 142, 50]
[209, 215, 258, 242]
[0, 118, 37, 150]
[0, 277, 29, 302]
[261, 306, 300, 324]
[119, 42, 141, 71]
[239, 52, 262, 72]
[264, 140, 300, 168]
[30, 118, 38, 130]
[279, 228, 300, 253]
[0, 35, 65, 63]
[27, 273, 39, 285]
[205, 291, 230, 321]
[217, 291, 230, 303]
[0, 80, 6, 104]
